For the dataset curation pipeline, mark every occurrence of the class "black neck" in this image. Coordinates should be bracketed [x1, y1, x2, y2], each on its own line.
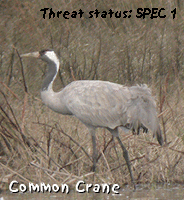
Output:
[41, 61, 57, 91]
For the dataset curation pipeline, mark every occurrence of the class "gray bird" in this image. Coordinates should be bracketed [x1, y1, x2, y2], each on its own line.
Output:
[21, 49, 163, 190]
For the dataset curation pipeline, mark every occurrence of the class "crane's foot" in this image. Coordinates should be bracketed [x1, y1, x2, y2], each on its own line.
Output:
[133, 182, 136, 191]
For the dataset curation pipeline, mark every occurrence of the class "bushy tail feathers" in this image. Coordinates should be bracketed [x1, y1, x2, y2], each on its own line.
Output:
[139, 111, 164, 146]
[126, 85, 164, 146]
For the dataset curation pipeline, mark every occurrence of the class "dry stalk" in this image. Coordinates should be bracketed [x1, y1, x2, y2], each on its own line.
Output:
[0, 162, 31, 183]
[100, 150, 114, 182]
[34, 122, 92, 162]
[0, 81, 19, 100]
[65, 172, 95, 185]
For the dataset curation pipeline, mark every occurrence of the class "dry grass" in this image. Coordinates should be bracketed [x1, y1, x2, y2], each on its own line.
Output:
[0, 0, 184, 191]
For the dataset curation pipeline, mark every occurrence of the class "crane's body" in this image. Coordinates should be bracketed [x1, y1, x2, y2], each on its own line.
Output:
[42, 80, 160, 134]
[21, 49, 163, 190]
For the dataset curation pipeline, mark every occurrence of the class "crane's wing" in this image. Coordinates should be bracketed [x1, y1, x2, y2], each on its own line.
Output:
[62, 80, 130, 129]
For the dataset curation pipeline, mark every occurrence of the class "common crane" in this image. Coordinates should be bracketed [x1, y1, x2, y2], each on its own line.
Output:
[21, 49, 163, 190]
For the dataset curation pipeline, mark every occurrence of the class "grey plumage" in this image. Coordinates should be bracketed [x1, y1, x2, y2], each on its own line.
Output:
[21, 49, 163, 190]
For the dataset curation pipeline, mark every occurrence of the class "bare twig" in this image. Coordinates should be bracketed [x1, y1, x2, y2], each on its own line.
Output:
[0, 81, 19, 100]
[0, 162, 31, 183]
[13, 46, 28, 93]
[33, 122, 92, 162]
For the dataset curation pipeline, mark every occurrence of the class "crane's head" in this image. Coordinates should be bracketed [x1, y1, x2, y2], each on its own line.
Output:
[21, 49, 59, 65]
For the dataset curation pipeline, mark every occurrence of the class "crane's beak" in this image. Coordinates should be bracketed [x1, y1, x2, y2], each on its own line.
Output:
[20, 51, 40, 58]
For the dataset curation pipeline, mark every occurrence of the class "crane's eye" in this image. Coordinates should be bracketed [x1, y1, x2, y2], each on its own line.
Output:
[39, 50, 47, 56]
[39, 49, 53, 56]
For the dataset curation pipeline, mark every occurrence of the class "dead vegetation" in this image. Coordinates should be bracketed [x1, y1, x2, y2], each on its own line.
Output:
[0, 0, 184, 191]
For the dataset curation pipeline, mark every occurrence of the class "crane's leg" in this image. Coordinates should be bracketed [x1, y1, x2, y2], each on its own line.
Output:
[92, 134, 97, 171]
[112, 136, 122, 169]
[88, 127, 97, 172]
[116, 136, 136, 190]
[108, 128, 136, 190]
